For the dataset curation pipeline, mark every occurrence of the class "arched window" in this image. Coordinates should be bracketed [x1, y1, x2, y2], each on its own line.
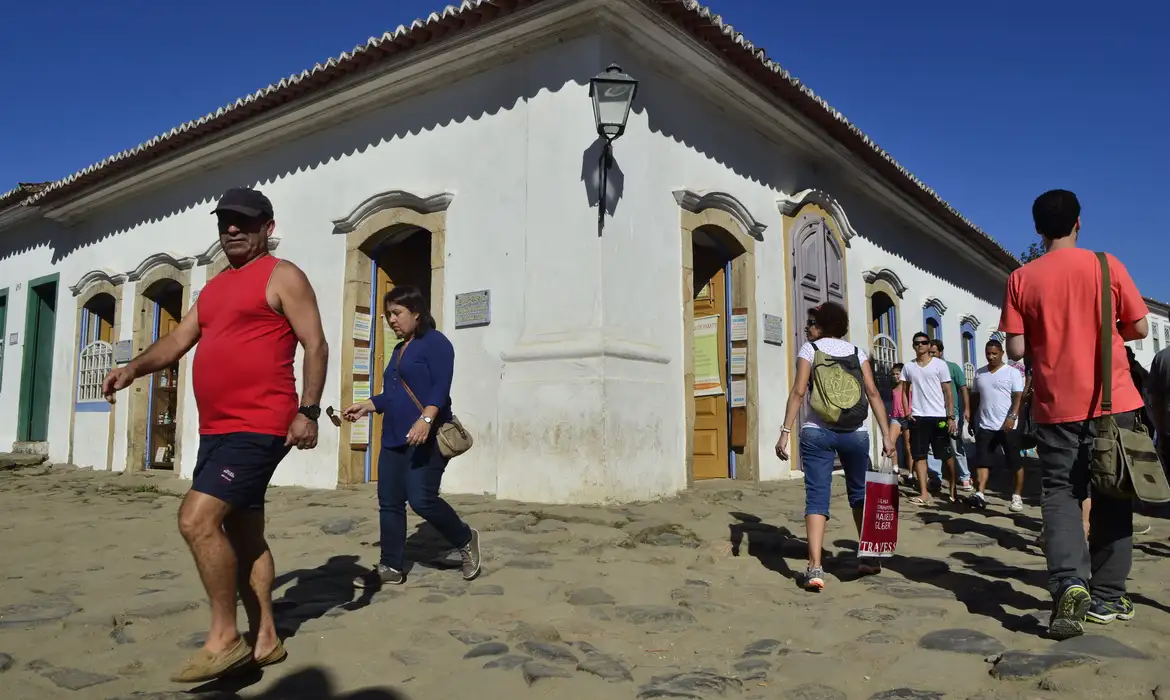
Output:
[960, 318, 978, 384]
[923, 299, 945, 341]
[76, 293, 116, 407]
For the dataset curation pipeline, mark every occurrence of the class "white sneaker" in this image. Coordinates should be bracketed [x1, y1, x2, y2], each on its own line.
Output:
[1009, 495, 1024, 512]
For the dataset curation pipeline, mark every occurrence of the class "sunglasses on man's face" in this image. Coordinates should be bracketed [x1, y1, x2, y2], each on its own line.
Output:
[913, 340, 930, 347]
[216, 213, 268, 236]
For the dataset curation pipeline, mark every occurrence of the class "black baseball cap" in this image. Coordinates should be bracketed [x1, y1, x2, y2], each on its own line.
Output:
[212, 187, 274, 219]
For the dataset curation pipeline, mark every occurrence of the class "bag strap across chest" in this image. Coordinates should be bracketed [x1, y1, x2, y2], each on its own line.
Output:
[1097, 252, 1112, 414]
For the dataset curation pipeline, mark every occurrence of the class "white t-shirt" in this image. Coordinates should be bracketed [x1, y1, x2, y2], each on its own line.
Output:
[971, 364, 1025, 431]
[899, 357, 951, 418]
[798, 338, 869, 432]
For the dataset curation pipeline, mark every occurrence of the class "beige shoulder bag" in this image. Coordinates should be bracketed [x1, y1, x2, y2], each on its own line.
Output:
[395, 344, 473, 459]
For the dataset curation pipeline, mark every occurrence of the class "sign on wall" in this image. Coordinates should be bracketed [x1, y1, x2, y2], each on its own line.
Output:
[730, 314, 748, 342]
[114, 340, 133, 364]
[454, 290, 491, 329]
[694, 315, 722, 397]
[8, 332, 17, 346]
[763, 314, 784, 346]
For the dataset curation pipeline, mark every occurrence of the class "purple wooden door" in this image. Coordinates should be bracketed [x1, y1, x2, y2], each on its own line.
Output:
[792, 216, 844, 345]
[791, 215, 846, 457]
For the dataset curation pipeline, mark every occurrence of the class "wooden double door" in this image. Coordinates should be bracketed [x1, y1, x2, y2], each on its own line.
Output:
[692, 268, 729, 480]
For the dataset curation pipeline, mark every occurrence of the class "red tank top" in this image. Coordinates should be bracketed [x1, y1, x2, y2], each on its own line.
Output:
[192, 255, 298, 436]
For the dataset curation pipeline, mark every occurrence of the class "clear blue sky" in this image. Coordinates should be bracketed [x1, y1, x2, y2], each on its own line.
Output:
[2, 1, 1166, 298]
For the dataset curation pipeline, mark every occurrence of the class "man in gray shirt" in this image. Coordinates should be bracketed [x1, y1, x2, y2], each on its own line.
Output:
[1146, 347, 1170, 466]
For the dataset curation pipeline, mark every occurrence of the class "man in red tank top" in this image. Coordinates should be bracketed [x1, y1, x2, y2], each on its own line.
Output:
[102, 188, 328, 682]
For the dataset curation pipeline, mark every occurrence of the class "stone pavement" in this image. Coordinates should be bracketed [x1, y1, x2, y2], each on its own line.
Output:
[3, 462, 1170, 700]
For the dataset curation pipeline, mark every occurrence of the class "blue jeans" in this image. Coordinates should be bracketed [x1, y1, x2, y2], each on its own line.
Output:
[800, 427, 870, 519]
[377, 442, 472, 571]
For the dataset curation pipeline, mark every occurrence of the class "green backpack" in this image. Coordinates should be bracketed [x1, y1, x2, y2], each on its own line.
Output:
[809, 342, 869, 431]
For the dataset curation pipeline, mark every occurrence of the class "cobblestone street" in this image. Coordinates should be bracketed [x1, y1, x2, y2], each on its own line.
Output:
[3, 461, 1170, 700]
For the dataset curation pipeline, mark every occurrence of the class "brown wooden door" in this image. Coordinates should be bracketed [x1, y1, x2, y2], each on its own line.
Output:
[692, 268, 729, 480]
[370, 267, 395, 481]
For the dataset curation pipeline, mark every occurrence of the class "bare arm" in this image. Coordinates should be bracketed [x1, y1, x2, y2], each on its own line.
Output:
[959, 385, 970, 417]
[1005, 333, 1026, 362]
[860, 360, 891, 444]
[1119, 318, 1149, 342]
[780, 359, 812, 434]
[271, 261, 328, 406]
[1009, 390, 1023, 418]
[126, 305, 201, 378]
[943, 381, 954, 419]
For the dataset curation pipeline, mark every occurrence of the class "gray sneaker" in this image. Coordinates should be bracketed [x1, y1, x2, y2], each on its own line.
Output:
[459, 528, 482, 581]
[353, 564, 404, 589]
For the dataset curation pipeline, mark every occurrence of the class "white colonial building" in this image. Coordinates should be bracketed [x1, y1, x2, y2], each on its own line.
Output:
[1128, 297, 1170, 370]
[0, 0, 1016, 504]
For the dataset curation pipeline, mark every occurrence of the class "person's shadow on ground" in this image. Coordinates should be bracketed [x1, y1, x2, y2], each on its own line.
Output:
[270, 555, 373, 639]
[190, 665, 411, 698]
[727, 512, 864, 585]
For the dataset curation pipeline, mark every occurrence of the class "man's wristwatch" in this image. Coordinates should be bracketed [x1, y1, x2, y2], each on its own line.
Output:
[1006, 413, 1017, 421]
[422, 416, 433, 424]
[298, 405, 321, 421]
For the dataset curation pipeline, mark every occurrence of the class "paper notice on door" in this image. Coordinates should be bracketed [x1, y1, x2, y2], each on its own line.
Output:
[352, 311, 372, 342]
[730, 314, 748, 341]
[694, 315, 722, 397]
[352, 347, 371, 375]
[730, 347, 747, 375]
[349, 415, 370, 445]
[352, 380, 371, 402]
[730, 379, 747, 408]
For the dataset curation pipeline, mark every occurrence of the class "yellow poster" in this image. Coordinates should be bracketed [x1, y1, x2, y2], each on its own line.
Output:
[694, 315, 723, 397]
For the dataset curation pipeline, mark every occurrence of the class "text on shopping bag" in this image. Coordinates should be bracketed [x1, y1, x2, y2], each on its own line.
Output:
[858, 471, 899, 558]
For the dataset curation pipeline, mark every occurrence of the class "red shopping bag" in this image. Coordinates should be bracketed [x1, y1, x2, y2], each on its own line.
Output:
[858, 465, 899, 558]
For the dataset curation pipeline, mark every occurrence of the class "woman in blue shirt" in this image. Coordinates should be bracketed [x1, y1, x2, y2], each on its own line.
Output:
[344, 285, 480, 587]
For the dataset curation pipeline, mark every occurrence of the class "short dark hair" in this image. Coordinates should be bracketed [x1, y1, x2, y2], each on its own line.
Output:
[912, 331, 929, 343]
[1032, 189, 1080, 240]
[986, 338, 1003, 350]
[930, 339, 945, 353]
[809, 301, 849, 338]
[892, 362, 904, 373]
[383, 285, 436, 335]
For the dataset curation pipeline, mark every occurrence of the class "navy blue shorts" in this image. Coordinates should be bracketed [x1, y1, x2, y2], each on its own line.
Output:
[191, 432, 290, 511]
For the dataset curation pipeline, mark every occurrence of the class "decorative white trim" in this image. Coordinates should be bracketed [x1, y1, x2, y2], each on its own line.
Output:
[195, 236, 283, 265]
[70, 269, 127, 296]
[960, 314, 981, 330]
[126, 252, 197, 281]
[672, 189, 766, 241]
[923, 297, 948, 315]
[776, 189, 858, 242]
[861, 267, 908, 298]
[330, 191, 455, 235]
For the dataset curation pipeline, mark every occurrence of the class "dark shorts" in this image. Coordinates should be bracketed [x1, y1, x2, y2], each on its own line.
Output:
[974, 428, 1022, 469]
[191, 432, 290, 511]
[909, 416, 953, 461]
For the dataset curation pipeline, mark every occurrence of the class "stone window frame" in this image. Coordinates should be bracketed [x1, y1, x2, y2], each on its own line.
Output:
[67, 270, 127, 469]
[124, 253, 195, 473]
[330, 190, 452, 485]
[675, 189, 763, 485]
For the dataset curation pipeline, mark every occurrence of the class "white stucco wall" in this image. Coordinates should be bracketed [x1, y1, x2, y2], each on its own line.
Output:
[609, 42, 1008, 484]
[1128, 306, 1170, 370]
[0, 25, 1012, 504]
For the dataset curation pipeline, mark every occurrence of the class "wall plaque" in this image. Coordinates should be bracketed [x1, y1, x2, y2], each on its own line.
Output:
[8, 332, 17, 346]
[763, 314, 784, 346]
[114, 339, 133, 364]
[454, 290, 491, 329]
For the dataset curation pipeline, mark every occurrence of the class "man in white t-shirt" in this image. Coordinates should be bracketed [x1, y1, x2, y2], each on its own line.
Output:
[968, 338, 1026, 511]
[900, 331, 956, 504]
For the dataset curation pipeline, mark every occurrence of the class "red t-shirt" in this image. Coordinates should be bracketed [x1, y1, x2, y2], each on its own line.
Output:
[999, 248, 1147, 425]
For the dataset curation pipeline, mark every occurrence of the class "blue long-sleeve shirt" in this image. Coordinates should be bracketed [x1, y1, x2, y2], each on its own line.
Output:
[370, 329, 455, 448]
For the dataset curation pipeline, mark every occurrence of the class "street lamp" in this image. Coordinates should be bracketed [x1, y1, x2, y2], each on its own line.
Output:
[589, 63, 639, 234]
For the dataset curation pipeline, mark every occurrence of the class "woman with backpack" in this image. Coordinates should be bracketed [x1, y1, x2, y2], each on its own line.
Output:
[775, 301, 897, 591]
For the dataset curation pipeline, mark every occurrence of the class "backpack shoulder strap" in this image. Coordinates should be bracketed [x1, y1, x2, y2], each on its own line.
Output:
[1097, 252, 1113, 414]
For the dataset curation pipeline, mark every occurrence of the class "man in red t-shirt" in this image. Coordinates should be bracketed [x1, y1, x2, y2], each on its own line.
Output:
[1000, 189, 1149, 640]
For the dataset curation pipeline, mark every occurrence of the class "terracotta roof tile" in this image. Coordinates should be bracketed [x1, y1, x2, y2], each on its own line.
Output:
[6, 0, 1017, 272]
